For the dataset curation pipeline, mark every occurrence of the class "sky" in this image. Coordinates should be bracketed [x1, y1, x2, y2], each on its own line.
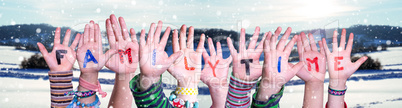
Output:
[0, 0, 401, 33]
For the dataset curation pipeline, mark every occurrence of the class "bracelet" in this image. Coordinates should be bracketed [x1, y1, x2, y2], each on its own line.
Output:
[68, 95, 101, 108]
[169, 91, 199, 108]
[65, 90, 96, 99]
[328, 86, 347, 96]
[79, 77, 107, 98]
[175, 87, 198, 95]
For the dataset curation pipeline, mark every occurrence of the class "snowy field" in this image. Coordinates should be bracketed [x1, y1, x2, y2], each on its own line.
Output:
[1, 45, 402, 107]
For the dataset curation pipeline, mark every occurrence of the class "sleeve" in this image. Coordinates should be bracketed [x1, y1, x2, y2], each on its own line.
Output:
[251, 81, 284, 108]
[48, 71, 74, 108]
[226, 73, 258, 108]
[129, 74, 174, 108]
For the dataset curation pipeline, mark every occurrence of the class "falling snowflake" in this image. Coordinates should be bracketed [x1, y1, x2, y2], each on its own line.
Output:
[96, 8, 101, 13]
[36, 28, 41, 33]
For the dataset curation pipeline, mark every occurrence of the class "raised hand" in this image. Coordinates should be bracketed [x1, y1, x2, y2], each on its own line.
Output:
[76, 21, 117, 74]
[226, 27, 267, 81]
[105, 14, 139, 74]
[168, 25, 205, 87]
[256, 27, 302, 101]
[322, 29, 367, 89]
[201, 38, 232, 86]
[37, 27, 81, 71]
[296, 32, 326, 82]
[201, 38, 232, 108]
[296, 32, 326, 108]
[138, 21, 182, 90]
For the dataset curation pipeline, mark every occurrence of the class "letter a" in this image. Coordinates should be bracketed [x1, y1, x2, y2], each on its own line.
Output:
[83, 49, 98, 68]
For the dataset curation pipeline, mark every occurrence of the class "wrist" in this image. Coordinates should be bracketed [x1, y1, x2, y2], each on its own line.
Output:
[138, 74, 160, 91]
[79, 72, 99, 84]
[329, 79, 347, 90]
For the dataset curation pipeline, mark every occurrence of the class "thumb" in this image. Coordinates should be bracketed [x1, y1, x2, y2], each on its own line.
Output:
[166, 52, 183, 66]
[37, 42, 49, 57]
[352, 56, 368, 73]
[105, 49, 118, 60]
[289, 62, 303, 80]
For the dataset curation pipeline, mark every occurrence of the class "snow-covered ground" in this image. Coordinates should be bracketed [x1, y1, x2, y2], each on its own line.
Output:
[1, 46, 402, 107]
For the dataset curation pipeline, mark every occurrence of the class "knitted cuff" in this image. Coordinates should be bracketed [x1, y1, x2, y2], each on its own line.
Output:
[48, 70, 74, 108]
[130, 74, 174, 108]
[226, 73, 258, 108]
[251, 81, 284, 108]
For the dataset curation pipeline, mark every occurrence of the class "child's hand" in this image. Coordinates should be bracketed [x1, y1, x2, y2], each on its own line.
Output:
[296, 32, 326, 83]
[138, 21, 182, 89]
[76, 21, 117, 74]
[37, 27, 81, 72]
[322, 29, 367, 89]
[201, 38, 232, 87]
[227, 27, 267, 81]
[261, 27, 302, 88]
[167, 25, 205, 88]
[105, 14, 139, 74]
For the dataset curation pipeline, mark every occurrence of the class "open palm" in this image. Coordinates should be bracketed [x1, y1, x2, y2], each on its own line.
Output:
[296, 32, 326, 82]
[201, 38, 232, 87]
[76, 21, 116, 73]
[168, 25, 205, 87]
[139, 21, 182, 78]
[37, 27, 81, 71]
[262, 27, 303, 86]
[322, 29, 367, 85]
[227, 27, 267, 81]
[105, 15, 139, 74]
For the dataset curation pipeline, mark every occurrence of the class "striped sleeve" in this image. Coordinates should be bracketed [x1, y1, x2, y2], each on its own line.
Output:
[130, 74, 174, 108]
[251, 81, 284, 108]
[48, 71, 74, 108]
[226, 73, 258, 108]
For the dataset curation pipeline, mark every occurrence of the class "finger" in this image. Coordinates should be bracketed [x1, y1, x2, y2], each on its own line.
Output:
[89, 20, 95, 42]
[158, 27, 171, 50]
[216, 42, 223, 58]
[105, 49, 118, 60]
[277, 27, 292, 51]
[289, 62, 304, 79]
[270, 31, 277, 51]
[106, 19, 117, 49]
[166, 52, 183, 66]
[84, 24, 90, 43]
[308, 33, 318, 52]
[130, 28, 138, 43]
[139, 29, 146, 48]
[187, 26, 194, 49]
[226, 37, 237, 57]
[332, 30, 338, 52]
[62, 29, 71, 46]
[346, 33, 354, 52]
[318, 41, 325, 55]
[339, 28, 347, 50]
[207, 37, 216, 56]
[284, 35, 298, 54]
[172, 29, 180, 52]
[70, 33, 81, 50]
[352, 56, 368, 73]
[300, 32, 311, 52]
[54, 27, 61, 44]
[322, 38, 331, 55]
[196, 34, 205, 53]
[179, 25, 187, 49]
[202, 49, 210, 61]
[37, 42, 49, 57]
[154, 21, 163, 45]
[247, 26, 260, 50]
[78, 30, 84, 48]
[110, 15, 123, 41]
[118, 16, 130, 40]
[147, 23, 156, 46]
[239, 28, 246, 53]
[256, 32, 268, 53]
[297, 35, 303, 57]
[263, 37, 270, 58]
[95, 24, 102, 48]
